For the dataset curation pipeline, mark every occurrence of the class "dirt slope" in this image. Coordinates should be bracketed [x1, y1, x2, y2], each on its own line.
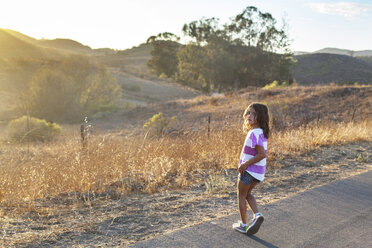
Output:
[98, 85, 372, 131]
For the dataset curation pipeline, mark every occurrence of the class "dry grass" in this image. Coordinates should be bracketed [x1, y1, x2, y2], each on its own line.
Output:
[1, 119, 371, 212]
[1, 85, 371, 214]
[270, 120, 372, 159]
[1, 85, 372, 246]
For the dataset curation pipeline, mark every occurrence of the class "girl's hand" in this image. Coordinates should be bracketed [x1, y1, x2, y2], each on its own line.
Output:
[238, 163, 248, 174]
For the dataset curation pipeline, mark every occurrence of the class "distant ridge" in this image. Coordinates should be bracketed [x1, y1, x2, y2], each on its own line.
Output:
[96, 43, 152, 71]
[293, 53, 372, 85]
[1, 28, 372, 87]
[38, 38, 92, 53]
[0, 29, 48, 59]
[314, 47, 355, 56]
[293, 51, 309, 56]
[294, 47, 372, 57]
[0, 28, 199, 110]
[0, 28, 115, 58]
[1, 29, 38, 44]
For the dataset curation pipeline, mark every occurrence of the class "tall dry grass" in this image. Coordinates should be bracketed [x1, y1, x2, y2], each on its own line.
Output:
[0, 120, 371, 210]
[270, 120, 372, 159]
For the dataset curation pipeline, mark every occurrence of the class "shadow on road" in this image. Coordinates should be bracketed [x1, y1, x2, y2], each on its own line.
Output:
[248, 235, 279, 248]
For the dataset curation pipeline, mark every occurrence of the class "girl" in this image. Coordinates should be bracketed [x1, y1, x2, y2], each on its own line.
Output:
[233, 103, 269, 235]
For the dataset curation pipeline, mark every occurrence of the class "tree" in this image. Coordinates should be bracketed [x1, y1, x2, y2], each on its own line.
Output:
[27, 67, 77, 121]
[180, 18, 238, 91]
[179, 6, 293, 90]
[225, 6, 294, 87]
[80, 64, 122, 113]
[147, 6, 294, 91]
[146, 32, 181, 77]
[177, 44, 209, 90]
[22, 56, 122, 122]
[226, 6, 290, 53]
[182, 17, 223, 45]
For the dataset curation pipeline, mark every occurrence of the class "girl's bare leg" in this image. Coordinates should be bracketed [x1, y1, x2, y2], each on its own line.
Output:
[237, 179, 250, 224]
[246, 182, 258, 214]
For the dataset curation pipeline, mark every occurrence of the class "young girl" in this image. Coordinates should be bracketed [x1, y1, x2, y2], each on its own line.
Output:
[233, 103, 269, 235]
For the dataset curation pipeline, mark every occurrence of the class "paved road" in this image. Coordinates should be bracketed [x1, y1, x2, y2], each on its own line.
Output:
[130, 171, 372, 248]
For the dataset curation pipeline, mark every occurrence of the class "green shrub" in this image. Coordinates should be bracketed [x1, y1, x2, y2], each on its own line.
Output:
[263, 80, 288, 89]
[8, 116, 61, 142]
[356, 153, 369, 163]
[159, 73, 168, 79]
[143, 112, 177, 138]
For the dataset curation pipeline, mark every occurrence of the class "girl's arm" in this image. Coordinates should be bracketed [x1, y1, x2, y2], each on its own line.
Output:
[238, 145, 266, 174]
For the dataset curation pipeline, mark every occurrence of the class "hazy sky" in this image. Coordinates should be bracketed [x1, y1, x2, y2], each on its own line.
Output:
[1, 0, 371, 52]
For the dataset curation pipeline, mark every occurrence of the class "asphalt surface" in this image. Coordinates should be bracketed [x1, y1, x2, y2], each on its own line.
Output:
[130, 170, 372, 248]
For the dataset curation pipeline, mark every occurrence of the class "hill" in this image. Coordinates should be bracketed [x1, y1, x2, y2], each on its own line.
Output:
[314, 47, 372, 57]
[0, 29, 49, 59]
[359, 56, 372, 64]
[0, 29, 71, 93]
[293, 53, 372, 85]
[2, 28, 372, 118]
[95, 43, 152, 74]
[0, 28, 112, 57]
[95, 84, 372, 131]
[104, 44, 372, 86]
[0, 29, 200, 121]
[38, 38, 92, 54]
[294, 47, 372, 57]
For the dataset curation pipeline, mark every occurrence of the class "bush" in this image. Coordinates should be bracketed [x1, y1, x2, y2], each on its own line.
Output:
[8, 116, 61, 142]
[159, 73, 168, 79]
[263, 80, 288, 89]
[143, 112, 177, 138]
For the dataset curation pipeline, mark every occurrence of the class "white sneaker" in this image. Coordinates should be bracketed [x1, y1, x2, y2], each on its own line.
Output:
[246, 214, 264, 235]
[232, 221, 248, 233]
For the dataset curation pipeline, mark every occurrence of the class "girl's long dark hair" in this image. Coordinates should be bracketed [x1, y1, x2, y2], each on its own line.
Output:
[243, 103, 270, 139]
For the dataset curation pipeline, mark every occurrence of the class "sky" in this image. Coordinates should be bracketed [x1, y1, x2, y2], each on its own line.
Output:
[1, 0, 371, 52]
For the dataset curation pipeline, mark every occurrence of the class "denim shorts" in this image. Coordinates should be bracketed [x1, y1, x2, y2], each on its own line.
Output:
[239, 171, 260, 185]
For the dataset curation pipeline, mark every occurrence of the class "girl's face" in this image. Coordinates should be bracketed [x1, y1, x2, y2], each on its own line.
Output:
[247, 107, 258, 126]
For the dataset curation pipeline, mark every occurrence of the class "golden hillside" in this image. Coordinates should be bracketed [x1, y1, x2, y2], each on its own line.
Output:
[0, 29, 49, 59]
[1, 84, 371, 247]
[108, 85, 372, 132]
[0, 29, 199, 119]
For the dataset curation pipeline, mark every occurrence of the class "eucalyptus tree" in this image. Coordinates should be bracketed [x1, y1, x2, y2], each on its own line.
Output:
[180, 18, 238, 91]
[227, 6, 293, 86]
[147, 6, 294, 91]
[146, 32, 181, 77]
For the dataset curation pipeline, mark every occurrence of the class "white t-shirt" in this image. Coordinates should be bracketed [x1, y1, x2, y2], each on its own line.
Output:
[239, 128, 268, 181]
